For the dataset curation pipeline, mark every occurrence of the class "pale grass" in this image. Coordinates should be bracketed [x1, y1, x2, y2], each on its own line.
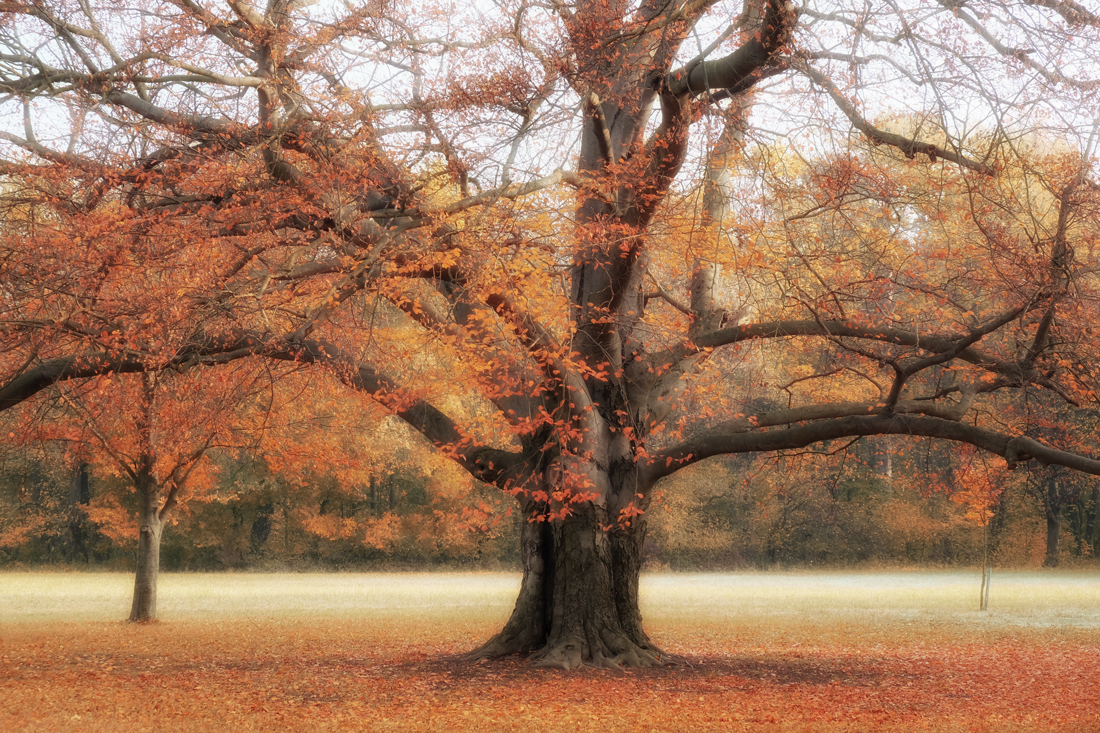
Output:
[2, 570, 1099, 732]
[3, 568, 1098, 629]
[0, 571, 520, 624]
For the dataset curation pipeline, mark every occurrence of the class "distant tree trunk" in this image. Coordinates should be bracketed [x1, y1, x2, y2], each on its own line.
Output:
[1044, 504, 1061, 568]
[1088, 487, 1100, 557]
[250, 503, 274, 553]
[1066, 482, 1099, 557]
[979, 565, 992, 611]
[1039, 466, 1071, 568]
[67, 462, 91, 563]
[130, 471, 164, 622]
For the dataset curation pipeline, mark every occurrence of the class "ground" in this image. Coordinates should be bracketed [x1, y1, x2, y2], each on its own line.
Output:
[1, 571, 1098, 731]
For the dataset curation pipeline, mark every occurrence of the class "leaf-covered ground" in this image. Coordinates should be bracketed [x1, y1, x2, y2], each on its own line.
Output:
[2, 571, 1098, 732]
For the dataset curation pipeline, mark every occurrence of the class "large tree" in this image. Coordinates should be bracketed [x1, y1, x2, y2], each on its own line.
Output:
[2, 0, 1100, 667]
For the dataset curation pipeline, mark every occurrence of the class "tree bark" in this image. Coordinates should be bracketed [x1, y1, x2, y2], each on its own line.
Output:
[1044, 504, 1061, 568]
[470, 507, 552, 658]
[472, 487, 660, 669]
[1039, 465, 1070, 568]
[129, 474, 164, 622]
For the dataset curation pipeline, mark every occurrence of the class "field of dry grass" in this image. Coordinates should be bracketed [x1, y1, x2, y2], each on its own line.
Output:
[2, 570, 1098, 731]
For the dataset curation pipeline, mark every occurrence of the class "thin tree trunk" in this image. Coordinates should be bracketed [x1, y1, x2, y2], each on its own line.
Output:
[1089, 487, 1100, 557]
[67, 463, 91, 563]
[985, 567, 992, 609]
[129, 474, 164, 622]
[1044, 506, 1061, 568]
[979, 523, 991, 611]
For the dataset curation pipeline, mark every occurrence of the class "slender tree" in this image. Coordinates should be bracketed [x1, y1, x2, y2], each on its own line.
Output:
[2, 0, 1100, 666]
[49, 366, 265, 620]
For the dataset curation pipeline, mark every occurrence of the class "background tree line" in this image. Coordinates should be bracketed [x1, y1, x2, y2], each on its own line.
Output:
[4, 434, 1096, 571]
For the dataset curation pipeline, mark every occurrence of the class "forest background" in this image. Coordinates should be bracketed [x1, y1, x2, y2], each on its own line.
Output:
[4, 428, 1098, 572]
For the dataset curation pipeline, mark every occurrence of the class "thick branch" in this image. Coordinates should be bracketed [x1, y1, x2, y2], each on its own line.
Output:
[429, 168, 578, 216]
[261, 337, 524, 482]
[0, 332, 267, 412]
[883, 306, 1026, 410]
[667, 0, 794, 97]
[1023, 0, 1100, 27]
[0, 329, 523, 485]
[585, 92, 614, 165]
[645, 413, 1100, 484]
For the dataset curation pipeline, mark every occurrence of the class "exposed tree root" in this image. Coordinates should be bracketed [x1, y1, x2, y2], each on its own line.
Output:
[469, 622, 667, 671]
[528, 636, 666, 671]
[465, 628, 540, 661]
[469, 626, 670, 670]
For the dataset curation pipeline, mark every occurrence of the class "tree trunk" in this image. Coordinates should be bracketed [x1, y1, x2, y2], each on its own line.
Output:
[67, 462, 91, 563]
[129, 476, 164, 622]
[472, 498, 660, 670]
[1044, 505, 1061, 568]
[1088, 487, 1100, 557]
[250, 503, 274, 553]
[470, 507, 552, 657]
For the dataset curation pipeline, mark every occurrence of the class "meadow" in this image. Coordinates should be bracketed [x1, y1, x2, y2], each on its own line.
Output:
[2, 570, 1098, 731]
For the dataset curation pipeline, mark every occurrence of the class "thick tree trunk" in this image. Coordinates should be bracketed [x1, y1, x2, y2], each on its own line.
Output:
[472, 501, 660, 669]
[129, 478, 164, 622]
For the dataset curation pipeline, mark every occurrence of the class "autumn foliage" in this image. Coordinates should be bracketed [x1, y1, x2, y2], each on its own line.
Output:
[2, 0, 1100, 666]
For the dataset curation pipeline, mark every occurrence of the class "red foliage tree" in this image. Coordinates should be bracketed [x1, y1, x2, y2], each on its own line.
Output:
[41, 365, 267, 620]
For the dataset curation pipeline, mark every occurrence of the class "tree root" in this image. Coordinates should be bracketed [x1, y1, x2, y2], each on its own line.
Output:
[464, 628, 541, 661]
[523, 627, 669, 671]
[468, 626, 671, 670]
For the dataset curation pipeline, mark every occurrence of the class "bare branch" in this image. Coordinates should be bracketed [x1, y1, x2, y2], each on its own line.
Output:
[797, 62, 995, 175]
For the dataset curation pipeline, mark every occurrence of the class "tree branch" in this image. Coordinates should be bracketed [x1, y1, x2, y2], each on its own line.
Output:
[695, 317, 1042, 386]
[645, 413, 1100, 484]
[666, 0, 795, 97]
[797, 62, 995, 175]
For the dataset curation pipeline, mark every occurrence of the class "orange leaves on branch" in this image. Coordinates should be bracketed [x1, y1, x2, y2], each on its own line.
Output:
[617, 500, 645, 528]
[951, 449, 1006, 526]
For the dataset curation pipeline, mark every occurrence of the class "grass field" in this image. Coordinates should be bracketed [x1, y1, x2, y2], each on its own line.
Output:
[2, 570, 1099, 731]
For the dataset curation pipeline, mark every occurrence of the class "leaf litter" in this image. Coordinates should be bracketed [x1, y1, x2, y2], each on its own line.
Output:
[2, 571, 1098, 732]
